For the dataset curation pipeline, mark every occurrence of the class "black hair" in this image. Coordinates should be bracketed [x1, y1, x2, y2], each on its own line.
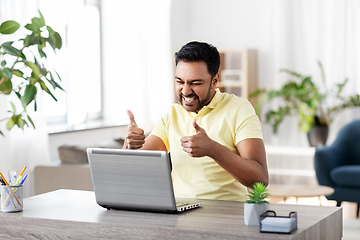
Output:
[175, 41, 220, 79]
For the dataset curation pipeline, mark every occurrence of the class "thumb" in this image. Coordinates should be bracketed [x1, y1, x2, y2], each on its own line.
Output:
[127, 110, 138, 127]
[192, 119, 204, 133]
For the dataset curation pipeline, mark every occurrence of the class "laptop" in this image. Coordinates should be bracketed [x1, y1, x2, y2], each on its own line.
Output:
[86, 148, 204, 213]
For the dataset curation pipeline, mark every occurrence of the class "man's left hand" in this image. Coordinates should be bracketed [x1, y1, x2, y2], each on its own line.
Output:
[180, 119, 215, 157]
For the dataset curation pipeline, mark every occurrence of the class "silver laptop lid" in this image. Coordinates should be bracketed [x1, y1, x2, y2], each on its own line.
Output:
[87, 148, 177, 212]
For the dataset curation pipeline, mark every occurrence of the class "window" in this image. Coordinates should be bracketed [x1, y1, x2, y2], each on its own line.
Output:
[40, 0, 103, 126]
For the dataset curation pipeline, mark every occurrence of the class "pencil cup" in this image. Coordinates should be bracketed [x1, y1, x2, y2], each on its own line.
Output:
[1, 185, 23, 212]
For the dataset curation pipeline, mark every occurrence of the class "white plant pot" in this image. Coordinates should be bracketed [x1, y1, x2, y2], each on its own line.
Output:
[244, 203, 269, 226]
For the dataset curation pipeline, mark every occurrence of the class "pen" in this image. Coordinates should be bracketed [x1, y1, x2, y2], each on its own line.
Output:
[12, 166, 27, 186]
[0, 172, 22, 207]
[19, 166, 27, 176]
[19, 174, 27, 185]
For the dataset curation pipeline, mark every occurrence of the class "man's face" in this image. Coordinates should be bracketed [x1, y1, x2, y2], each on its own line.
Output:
[175, 60, 218, 113]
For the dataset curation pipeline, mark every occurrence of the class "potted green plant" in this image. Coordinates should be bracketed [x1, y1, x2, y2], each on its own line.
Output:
[0, 10, 63, 136]
[244, 182, 269, 226]
[250, 61, 360, 147]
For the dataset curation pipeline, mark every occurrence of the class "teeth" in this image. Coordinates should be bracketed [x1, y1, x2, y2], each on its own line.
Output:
[184, 97, 195, 102]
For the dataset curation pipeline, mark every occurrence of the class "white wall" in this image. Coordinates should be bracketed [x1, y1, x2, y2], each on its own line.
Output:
[170, 0, 360, 147]
[170, 0, 300, 146]
[171, 0, 275, 88]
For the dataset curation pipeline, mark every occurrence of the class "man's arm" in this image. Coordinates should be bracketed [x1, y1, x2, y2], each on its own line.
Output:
[180, 119, 268, 187]
[141, 135, 167, 151]
[211, 138, 268, 187]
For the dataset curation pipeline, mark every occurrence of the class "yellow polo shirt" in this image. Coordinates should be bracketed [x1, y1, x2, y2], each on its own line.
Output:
[151, 89, 263, 201]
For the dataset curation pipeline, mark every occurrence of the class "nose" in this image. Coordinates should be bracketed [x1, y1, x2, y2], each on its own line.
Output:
[182, 83, 193, 96]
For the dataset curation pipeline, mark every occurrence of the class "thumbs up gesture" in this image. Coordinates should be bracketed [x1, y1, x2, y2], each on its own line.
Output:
[180, 119, 214, 157]
[124, 110, 145, 149]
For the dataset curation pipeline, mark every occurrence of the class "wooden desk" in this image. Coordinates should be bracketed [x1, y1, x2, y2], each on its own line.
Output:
[0, 189, 342, 239]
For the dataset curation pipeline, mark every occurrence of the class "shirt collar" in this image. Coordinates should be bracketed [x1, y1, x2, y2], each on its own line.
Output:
[193, 89, 223, 116]
[185, 89, 224, 117]
[206, 88, 223, 109]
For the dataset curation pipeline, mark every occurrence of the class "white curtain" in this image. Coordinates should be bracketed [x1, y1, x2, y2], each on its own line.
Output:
[0, 0, 51, 198]
[261, 0, 360, 146]
[101, 0, 174, 133]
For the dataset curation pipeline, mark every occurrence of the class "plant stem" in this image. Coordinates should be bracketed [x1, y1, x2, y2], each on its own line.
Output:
[0, 117, 11, 122]
[0, 76, 6, 87]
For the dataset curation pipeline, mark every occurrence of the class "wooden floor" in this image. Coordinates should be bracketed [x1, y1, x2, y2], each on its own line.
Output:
[268, 195, 359, 240]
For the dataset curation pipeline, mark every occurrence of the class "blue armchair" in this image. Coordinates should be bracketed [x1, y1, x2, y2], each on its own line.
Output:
[314, 119, 360, 217]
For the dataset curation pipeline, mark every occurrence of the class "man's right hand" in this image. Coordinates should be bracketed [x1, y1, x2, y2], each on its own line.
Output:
[124, 110, 145, 149]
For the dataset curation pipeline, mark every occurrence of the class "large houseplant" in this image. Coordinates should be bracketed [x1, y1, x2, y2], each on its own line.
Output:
[251, 61, 360, 146]
[244, 182, 269, 226]
[0, 10, 63, 136]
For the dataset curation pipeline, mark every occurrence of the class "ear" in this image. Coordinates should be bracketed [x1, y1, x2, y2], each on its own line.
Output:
[212, 73, 219, 89]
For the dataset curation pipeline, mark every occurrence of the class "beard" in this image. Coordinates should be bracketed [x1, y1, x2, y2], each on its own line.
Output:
[178, 81, 213, 113]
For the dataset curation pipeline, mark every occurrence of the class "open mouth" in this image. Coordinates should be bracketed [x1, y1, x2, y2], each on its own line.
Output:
[183, 96, 196, 103]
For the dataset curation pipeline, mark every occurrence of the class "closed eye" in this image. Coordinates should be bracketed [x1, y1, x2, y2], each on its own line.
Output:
[191, 82, 203, 86]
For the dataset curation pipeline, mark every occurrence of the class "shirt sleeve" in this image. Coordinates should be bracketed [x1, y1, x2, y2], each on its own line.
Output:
[150, 114, 170, 152]
[234, 99, 263, 144]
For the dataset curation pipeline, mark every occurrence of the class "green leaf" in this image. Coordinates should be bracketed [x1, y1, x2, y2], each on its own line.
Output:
[336, 78, 348, 97]
[22, 85, 37, 107]
[46, 26, 62, 50]
[245, 182, 269, 204]
[38, 79, 57, 101]
[0, 78, 13, 95]
[25, 13, 46, 33]
[25, 61, 40, 79]
[31, 15, 45, 29]
[27, 115, 36, 129]
[25, 23, 38, 32]
[47, 74, 64, 90]
[6, 118, 15, 130]
[1, 41, 23, 57]
[15, 91, 21, 100]
[54, 70, 62, 82]
[280, 68, 303, 79]
[16, 117, 26, 129]
[10, 102, 16, 113]
[0, 20, 20, 34]
[249, 89, 266, 98]
[25, 33, 41, 46]
[53, 31, 62, 49]
[38, 47, 47, 58]
[11, 69, 24, 78]
[35, 57, 47, 76]
[1, 60, 6, 67]
[38, 10, 46, 27]
[3, 68, 11, 79]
